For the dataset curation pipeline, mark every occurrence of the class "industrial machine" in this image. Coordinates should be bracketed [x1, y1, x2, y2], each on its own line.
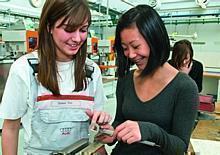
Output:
[0, 30, 38, 102]
[97, 39, 115, 76]
[1, 30, 38, 59]
[0, 41, 7, 58]
[87, 37, 98, 54]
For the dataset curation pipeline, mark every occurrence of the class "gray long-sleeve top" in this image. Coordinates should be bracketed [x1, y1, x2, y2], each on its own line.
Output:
[111, 71, 199, 155]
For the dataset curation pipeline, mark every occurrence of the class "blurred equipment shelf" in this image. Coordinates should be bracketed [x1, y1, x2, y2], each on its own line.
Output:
[202, 71, 220, 102]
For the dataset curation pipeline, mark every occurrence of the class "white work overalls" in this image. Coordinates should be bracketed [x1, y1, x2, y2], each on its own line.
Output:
[24, 60, 95, 154]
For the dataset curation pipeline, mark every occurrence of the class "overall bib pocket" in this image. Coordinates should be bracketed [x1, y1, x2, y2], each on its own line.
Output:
[29, 108, 90, 151]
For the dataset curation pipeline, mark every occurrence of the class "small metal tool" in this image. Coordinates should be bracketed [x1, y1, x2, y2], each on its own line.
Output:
[139, 140, 160, 147]
[89, 123, 100, 143]
[88, 123, 114, 143]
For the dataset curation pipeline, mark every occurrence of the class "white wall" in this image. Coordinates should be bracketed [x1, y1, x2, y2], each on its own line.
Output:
[166, 23, 220, 69]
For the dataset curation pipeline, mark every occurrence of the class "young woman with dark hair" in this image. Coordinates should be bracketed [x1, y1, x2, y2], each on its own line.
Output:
[98, 5, 198, 155]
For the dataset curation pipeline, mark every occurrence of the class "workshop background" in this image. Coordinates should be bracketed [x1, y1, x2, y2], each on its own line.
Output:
[0, 0, 220, 154]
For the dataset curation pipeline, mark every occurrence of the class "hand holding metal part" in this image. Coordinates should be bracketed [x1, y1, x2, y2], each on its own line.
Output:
[51, 123, 113, 155]
[89, 122, 114, 143]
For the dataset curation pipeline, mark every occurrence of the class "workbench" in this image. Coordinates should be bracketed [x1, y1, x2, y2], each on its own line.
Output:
[192, 120, 220, 141]
[189, 103, 220, 155]
[190, 120, 220, 155]
[187, 103, 220, 155]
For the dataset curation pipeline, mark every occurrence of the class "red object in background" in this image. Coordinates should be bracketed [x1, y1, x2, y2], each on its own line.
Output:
[26, 30, 39, 53]
[91, 37, 98, 54]
[199, 94, 215, 112]
[110, 39, 115, 53]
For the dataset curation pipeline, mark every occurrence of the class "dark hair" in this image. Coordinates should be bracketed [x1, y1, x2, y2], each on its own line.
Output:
[37, 0, 91, 95]
[171, 39, 193, 70]
[114, 5, 170, 78]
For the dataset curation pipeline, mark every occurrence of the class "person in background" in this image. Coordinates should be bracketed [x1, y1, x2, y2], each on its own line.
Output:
[98, 5, 199, 155]
[169, 39, 204, 93]
[0, 0, 111, 154]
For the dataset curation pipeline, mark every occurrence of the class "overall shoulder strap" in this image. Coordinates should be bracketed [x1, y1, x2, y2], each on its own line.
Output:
[25, 52, 39, 108]
[27, 58, 38, 76]
[85, 64, 94, 80]
[85, 63, 94, 80]
[26, 52, 39, 76]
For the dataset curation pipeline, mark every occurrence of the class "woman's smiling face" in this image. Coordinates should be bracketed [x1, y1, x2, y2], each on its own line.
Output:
[120, 25, 150, 70]
[51, 18, 89, 62]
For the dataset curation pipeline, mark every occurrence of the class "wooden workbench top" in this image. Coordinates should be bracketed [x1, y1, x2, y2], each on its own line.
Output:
[191, 120, 220, 141]
[188, 104, 220, 154]
[190, 119, 220, 154]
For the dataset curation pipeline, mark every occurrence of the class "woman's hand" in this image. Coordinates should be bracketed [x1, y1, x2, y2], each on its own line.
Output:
[115, 120, 141, 144]
[96, 124, 116, 144]
[85, 109, 112, 125]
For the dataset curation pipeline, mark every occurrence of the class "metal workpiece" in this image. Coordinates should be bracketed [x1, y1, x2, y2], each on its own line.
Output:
[89, 123, 99, 144]
[51, 138, 89, 155]
[51, 123, 113, 155]
[89, 123, 114, 144]
[77, 142, 105, 155]
[51, 139, 105, 155]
